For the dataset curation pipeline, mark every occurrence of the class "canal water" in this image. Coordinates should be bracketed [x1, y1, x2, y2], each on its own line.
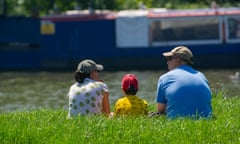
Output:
[0, 69, 240, 113]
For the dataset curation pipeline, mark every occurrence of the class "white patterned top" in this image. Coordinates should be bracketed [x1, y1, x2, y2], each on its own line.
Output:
[68, 78, 108, 117]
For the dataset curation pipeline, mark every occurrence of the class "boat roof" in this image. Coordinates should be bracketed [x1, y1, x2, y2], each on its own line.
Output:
[42, 10, 116, 22]
[148, 7, 240, 18]
[41, 7, 240, 22]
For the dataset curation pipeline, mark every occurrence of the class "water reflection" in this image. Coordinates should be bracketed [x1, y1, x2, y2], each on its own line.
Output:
[0, 69, 239, 113]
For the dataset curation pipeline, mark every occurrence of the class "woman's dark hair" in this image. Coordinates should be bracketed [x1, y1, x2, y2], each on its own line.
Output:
[125, 84, 138, 95]
[74, 71, 90, 83]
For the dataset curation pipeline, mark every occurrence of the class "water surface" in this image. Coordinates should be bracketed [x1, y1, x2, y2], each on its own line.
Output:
[0, 69, 239, 113]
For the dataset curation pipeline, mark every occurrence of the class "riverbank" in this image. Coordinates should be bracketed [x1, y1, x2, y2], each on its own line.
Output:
[0, 93, 239, 144]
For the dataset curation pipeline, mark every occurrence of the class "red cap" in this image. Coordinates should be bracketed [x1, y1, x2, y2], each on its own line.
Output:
[121, 74, 138, 91]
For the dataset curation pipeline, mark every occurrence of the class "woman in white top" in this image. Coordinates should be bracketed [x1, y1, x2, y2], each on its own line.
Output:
[67, 59, 110, 118]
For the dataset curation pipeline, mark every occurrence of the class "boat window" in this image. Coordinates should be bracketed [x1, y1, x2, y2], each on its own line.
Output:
[150, 17, 220, 46]
[226, 16, 240, 42]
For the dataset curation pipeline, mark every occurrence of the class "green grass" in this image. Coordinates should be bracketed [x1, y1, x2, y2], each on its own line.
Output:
[0, 93, 240, 144]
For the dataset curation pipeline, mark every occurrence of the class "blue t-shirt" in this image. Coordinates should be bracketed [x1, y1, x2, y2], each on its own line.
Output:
[156, 65, 212, 118]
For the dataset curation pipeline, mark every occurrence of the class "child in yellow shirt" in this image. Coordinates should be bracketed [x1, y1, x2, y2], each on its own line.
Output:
[114, 74, 148, 116]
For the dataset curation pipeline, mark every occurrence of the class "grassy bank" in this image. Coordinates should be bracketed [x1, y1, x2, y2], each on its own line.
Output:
[0, 94, 240, 144]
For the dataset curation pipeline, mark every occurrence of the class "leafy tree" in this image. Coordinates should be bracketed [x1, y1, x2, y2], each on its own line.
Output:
[3, 0, 239, 17]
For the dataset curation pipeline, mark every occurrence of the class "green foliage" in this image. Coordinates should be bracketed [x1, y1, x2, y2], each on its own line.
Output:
[3, 0, 239, 16]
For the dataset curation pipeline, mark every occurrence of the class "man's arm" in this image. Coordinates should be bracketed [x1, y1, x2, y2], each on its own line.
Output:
[157, 103, 166, 113]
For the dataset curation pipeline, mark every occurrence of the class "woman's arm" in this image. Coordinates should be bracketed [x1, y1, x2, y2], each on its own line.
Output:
[102, 91, 110, 115]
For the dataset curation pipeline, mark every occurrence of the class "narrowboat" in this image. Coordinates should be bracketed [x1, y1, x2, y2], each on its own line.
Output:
[0, 7, 240, 71]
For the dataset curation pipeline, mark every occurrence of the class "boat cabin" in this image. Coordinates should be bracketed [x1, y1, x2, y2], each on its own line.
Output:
[116, 8, 240, 48]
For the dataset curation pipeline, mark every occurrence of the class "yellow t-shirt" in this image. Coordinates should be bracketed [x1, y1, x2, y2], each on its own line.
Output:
[114, 95, 148, 116]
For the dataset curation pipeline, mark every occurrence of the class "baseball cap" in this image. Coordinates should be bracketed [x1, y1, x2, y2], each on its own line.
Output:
[121, 74, 138, 91]
[77, 59, 103, 73]
[162, 46, 193, 65]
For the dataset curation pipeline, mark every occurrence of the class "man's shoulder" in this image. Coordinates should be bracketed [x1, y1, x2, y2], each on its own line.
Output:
[160, 69, 178, 78]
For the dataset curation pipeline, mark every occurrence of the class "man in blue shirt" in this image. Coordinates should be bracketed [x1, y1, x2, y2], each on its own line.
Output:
[155, 46, 212, 118]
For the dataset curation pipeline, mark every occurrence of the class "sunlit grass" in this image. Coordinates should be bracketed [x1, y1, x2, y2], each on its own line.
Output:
[0, 92, 239, 144]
